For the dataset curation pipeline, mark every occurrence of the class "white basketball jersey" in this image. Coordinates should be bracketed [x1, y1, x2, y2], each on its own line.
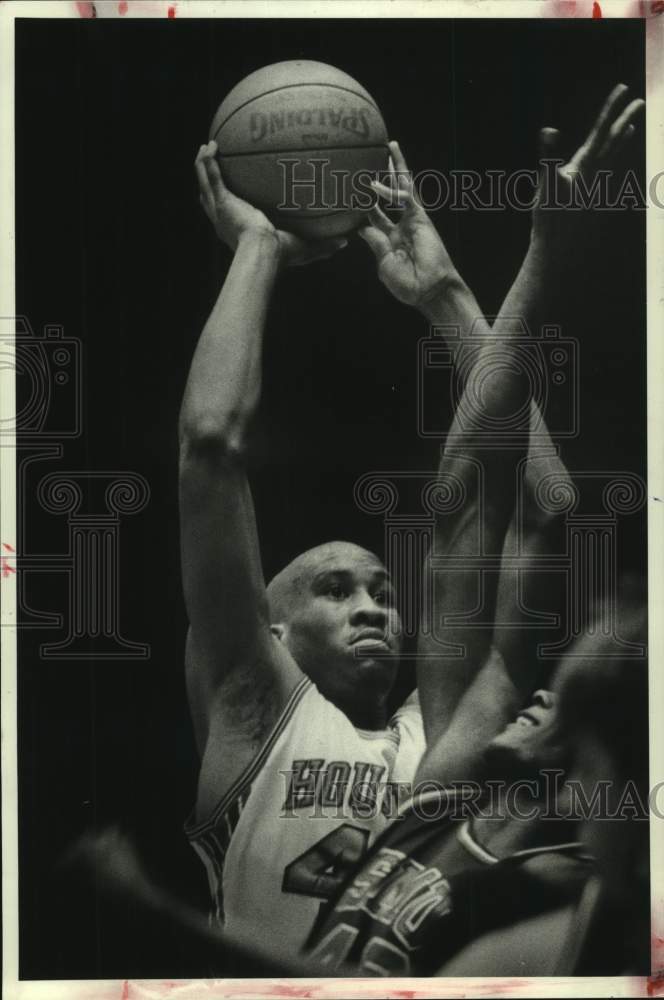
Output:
[185, 676, 425, 956]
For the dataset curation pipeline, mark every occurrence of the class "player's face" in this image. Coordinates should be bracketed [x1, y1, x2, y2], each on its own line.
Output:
[284, 544, 402, 710]
[485, 689, 566, 775]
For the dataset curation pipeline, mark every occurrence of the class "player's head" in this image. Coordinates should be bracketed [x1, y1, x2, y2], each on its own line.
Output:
[267, 541, 402, 724]
[484, 687, 570, 780]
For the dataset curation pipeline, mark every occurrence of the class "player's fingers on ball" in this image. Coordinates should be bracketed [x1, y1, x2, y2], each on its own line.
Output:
[204, 155, 227, 200]
[586, 82, 630, 155]
[195, 158, 214, 203]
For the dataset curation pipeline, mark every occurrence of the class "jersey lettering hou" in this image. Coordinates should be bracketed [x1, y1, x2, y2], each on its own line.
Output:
[185, 676, 426, 955]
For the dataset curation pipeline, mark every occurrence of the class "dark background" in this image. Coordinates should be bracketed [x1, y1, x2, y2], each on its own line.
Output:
[15, 16, 646, 978]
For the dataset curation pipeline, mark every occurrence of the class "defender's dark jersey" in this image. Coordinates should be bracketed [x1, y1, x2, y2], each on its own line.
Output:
[306, 788, 593, 976]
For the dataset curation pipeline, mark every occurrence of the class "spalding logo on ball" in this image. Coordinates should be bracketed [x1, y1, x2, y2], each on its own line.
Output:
[210, 61, 389, 239]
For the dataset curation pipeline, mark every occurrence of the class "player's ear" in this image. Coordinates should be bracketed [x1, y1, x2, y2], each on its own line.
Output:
[270, 623, 286, 642]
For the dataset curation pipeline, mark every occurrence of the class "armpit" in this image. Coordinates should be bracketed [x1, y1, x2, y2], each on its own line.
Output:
[213, 656, 282, 744]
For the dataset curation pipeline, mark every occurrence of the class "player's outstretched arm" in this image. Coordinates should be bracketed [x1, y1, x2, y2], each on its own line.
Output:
[427, 84, 644, 494]
[366, 85, 643, 334]
[360, 87, 643, 746]
[414, 315, 531, 751]
[364, 86, 643, 432]
[359, 139, 487, 337]
[181, 144, 346, 762]
[468, 84, 644, 691]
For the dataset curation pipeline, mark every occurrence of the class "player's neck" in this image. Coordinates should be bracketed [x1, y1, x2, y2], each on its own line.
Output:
[346, 700, 388, 731]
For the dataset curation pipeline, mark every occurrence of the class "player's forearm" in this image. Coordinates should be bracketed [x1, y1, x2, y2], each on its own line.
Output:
[428, 238, 570, 505]
[419, 323, 534, 743]
[494, 235, 572, 506]
[179, 231, 281, 454]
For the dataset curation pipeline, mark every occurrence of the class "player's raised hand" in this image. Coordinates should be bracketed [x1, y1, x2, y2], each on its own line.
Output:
[196, 141, 275, 246]
[532, 84, 644, 252]
[358, 140, 456, 311]
[195, 141, 347, 267]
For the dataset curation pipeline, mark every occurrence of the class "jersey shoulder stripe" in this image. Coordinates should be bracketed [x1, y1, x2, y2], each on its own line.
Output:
[185, 674, 312, 839]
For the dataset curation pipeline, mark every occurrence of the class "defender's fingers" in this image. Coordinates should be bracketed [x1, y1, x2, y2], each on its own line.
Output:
[604, 121, 636, 161]
[358, 224, 392, 260]
[536, 128, 562, 199]
[598, 98, 644, 159]
[538, 127, 562, 164]
[584, 83, 631, 157]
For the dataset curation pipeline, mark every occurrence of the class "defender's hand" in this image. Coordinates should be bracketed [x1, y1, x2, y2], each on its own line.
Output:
[195, 142, 347, 267]
[358, 141, 457, 311]
[532, 83, 644, 254]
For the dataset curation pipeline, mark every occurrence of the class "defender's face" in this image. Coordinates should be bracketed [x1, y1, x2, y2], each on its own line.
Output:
[284, 545, 402, 707]
[486, 689, 566, 774]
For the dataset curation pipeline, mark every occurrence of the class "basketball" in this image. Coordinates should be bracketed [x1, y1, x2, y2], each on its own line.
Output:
[209, 61, 389, 239]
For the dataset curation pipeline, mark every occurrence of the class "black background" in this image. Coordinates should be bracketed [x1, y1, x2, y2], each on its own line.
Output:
[15, 16, 646, 978]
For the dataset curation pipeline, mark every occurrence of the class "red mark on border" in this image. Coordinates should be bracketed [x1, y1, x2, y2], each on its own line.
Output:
[120, 981, 129, 1000]
[592, 0, 602, 13]
[651, 0, 664, 12]
[168, 4, 176, 16]
[118, 0, 129, 14]
[648, 971, 664, 996]
[75, 1, 97, 15]
[1, 542, 16, 578]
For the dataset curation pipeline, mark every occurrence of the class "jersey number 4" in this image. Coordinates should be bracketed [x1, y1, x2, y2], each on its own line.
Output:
[282, 824, 370, 900]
